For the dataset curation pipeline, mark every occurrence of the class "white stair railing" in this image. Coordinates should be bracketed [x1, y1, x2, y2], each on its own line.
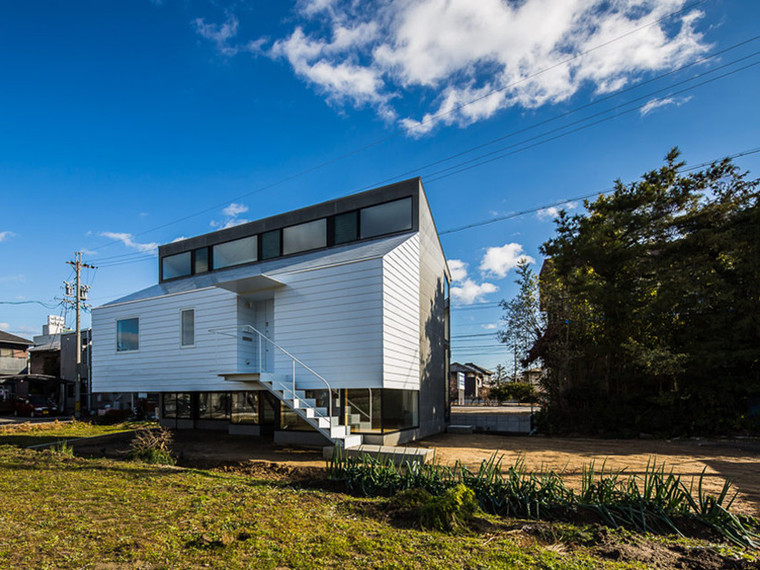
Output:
[208, 324, 334, 420]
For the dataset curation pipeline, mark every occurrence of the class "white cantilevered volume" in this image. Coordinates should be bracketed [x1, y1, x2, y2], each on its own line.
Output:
[209, 324, 362, 449]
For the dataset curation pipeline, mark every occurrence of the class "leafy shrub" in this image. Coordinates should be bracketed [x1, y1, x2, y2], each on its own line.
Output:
[328, 453, 760, 547]
[419, 483, 479, 532]
[127, 426, 175, 465]
[491, 382, 538, 404]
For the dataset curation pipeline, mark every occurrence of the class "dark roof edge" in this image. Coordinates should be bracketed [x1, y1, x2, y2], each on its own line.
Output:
[0, 331, 34, 345]
[160, 177, 421, 257]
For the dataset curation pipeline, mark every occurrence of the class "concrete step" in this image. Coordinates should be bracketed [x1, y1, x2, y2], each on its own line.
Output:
[340, 434, 363, 449]
[324, 444, 433, 464]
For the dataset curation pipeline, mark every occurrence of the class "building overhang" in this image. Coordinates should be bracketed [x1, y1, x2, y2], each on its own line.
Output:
[214, 274, 284, 295]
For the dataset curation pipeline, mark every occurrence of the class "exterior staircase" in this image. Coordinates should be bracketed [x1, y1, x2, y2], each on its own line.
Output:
[258, 373, 362, 448]
[211, 324, 362, 449]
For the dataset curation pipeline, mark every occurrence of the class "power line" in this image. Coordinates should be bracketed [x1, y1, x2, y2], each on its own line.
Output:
[0, 300, 61, 310]
[86, 1, 709, 254]
[350, 35, 760, 193]
[94, 51, 760, 270]
[424, 58, 760, 184]
[439, 145, 760, 235]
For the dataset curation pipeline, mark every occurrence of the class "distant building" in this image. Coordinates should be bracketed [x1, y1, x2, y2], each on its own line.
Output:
[0, 331, 32, 375]
[450, 362, 493, 402]
[29, 315, 68, 376]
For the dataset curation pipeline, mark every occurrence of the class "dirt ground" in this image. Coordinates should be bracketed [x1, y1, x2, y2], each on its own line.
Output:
[411, 433, 760, 516]
[74, 429, 760, 515]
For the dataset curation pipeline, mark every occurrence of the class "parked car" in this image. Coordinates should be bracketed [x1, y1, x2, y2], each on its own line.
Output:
[14, 395, 58, 417]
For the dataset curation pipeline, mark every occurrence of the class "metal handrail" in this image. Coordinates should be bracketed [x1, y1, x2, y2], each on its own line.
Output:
[208, 324, 334, 420]
[345, 396, 373, 427]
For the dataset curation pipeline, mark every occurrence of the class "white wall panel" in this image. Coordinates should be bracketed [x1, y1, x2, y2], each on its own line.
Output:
[382, 234, 421, 390]
[270, 257, 384, 389]
[92, 287, 239, 392]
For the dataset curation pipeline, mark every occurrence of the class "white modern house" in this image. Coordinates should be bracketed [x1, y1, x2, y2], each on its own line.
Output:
[92, 178, 451, 447]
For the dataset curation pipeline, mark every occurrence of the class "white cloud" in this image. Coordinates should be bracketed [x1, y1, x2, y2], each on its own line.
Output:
[0, 322, 10, 330]
[482, 323, 498, 330]
[447, 259, 469, 282]
[537, 201, 576, 221]
[640, 95, 693, 116]
[170, 236, 188, 243]
[480, 243, 535, 278]
[451, 278, 498, 305]
[197, 1, 710, 134]
[211, 203, 250, 229]
[222, 203, 249, 217]
[0, 231, 16, 242]
[193, 13, 240, 56]
[448, 258, 497, 304]
[100, 232, 159, 254]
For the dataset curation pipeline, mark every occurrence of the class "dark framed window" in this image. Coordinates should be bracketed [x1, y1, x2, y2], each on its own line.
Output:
[213, 236, 258, 270]
[163, 393, 192, 419]
[198, 392, 230, 420]
[381, 389, 419, 432]
[282, 219, 327, 255]
[194, 247, 209, 274]
[231, 392, 260, 424]
[162, 252, 192, 280]
[181, 309, 194, 346]
[261, 229, 281, 260]
[359, 197, 413, 239]
[344, 388, 382, 433]
[116, 318, 139, 352]
[334, 211, 358, 245]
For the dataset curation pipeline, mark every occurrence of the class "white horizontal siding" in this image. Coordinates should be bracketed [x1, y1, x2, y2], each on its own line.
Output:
[270, 257, 384, 389]
[92, 287, 239, 392]
[383, 234, 420, 390]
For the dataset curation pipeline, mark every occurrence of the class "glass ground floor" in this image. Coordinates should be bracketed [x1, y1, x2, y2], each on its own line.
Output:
[160, 388, 419, 435]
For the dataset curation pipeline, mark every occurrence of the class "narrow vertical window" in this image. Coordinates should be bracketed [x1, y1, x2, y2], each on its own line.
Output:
[181, 309, 194, 346]
[194, 247, 209, 274]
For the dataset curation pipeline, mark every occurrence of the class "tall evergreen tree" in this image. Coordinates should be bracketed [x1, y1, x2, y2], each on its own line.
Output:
[530, 149, 760, 435]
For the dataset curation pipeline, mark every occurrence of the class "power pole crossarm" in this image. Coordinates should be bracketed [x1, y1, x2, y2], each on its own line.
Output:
[64, 252, 97, 419]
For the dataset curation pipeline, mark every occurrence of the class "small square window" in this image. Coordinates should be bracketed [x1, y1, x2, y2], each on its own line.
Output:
[116, 318, 139, 352]
[162, 252, 191, 280]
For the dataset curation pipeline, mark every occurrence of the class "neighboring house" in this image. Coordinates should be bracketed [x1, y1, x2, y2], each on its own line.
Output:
[29, 315, 67, 376]
[0, 331, 32, 375]
[92, 178, 450, 447]
[520, 367, 544, 387]
[450, 362, 494, 401]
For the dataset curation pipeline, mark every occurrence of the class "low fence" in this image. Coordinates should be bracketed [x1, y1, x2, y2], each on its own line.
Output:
[450, 405, 533, 434]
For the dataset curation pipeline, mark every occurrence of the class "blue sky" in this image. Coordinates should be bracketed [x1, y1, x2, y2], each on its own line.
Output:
[1, 0, 759, 371]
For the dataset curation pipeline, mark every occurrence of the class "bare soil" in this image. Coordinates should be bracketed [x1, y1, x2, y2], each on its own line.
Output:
[74, 429, 760, 515]
[410, 433, 760, 516]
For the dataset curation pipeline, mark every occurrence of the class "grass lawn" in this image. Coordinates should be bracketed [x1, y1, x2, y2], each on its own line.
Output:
[0, 420, 147, 448]
[1, 444, 758, 569]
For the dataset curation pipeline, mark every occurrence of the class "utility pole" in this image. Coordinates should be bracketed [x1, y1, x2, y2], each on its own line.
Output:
[64, 252, 96, 419]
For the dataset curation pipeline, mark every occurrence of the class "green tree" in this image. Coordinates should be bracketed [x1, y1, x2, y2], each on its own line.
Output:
[532, 149, 760, 435]
[498, 261, 544, 381]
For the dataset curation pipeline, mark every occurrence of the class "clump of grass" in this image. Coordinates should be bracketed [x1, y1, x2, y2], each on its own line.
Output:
[127, 426, 175, 465]
[52, 440, 74, 457]
[328, 452, 760, 547]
